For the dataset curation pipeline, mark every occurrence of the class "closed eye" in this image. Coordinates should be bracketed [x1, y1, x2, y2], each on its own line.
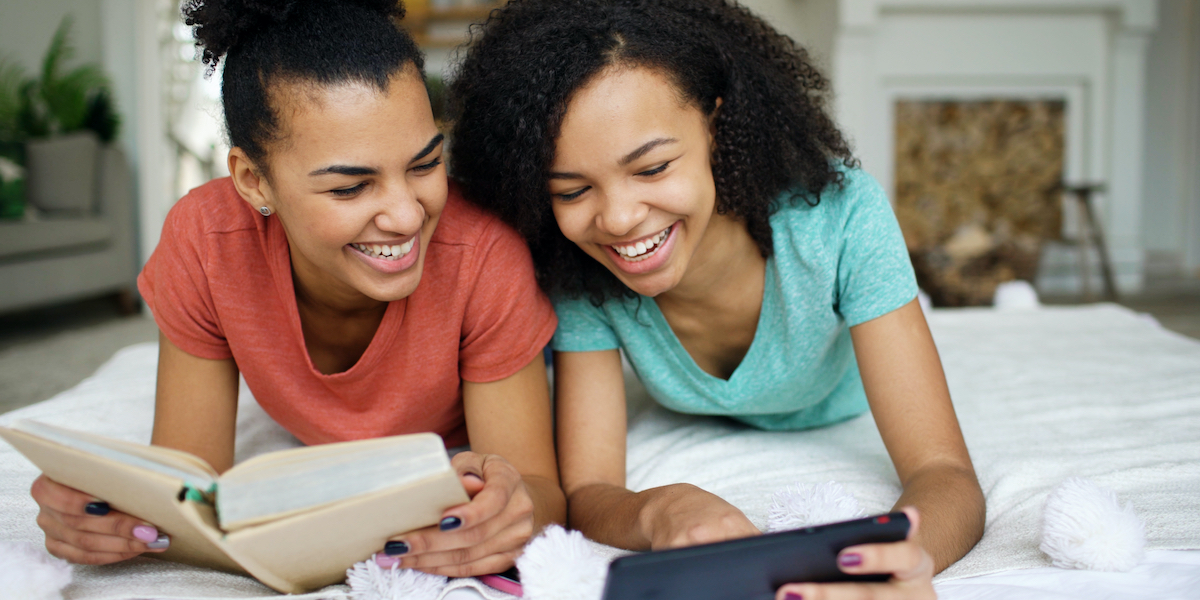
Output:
[411, 157, 442, 173]
[555, 186, 591, 202]
[330, 183, 367, 197]
[636, 161, 671, 177]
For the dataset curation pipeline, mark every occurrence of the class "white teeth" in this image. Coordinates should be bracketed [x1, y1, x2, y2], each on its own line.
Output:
[353, 239, 416, 261]
[612, 226, 671, 261]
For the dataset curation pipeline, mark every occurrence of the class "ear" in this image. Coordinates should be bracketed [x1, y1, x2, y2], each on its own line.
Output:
[228, 147, 275, 214]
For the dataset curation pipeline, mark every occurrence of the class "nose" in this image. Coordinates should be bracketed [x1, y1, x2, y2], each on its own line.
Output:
[374, 182, 425, 235]
[595, 187, 649, 238]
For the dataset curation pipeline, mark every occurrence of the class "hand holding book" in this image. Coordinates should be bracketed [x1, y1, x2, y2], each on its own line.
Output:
[374, 451, 537, 577]
[2, 421, 471, 592]
[31, 474, 170, 564]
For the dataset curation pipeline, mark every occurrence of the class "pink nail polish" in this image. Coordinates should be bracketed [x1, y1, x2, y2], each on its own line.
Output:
[784, 593, 803, 600]
[839, 552, 863, 567]
[374, 553, 402, 568]
[132, 525, 158, 543]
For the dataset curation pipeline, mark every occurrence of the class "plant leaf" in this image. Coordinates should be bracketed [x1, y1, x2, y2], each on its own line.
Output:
[0, 55, 28, 141]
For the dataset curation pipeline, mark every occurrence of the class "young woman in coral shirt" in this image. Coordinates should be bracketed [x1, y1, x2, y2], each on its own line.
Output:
[29, 0, 562, 578]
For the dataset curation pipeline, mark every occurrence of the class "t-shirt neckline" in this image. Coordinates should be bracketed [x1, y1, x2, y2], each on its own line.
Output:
[268, 216, 405, 381]
[645, 255, 775, 387]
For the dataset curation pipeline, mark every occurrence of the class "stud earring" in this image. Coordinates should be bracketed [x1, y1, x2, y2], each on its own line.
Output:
[258, 206, 272, 217]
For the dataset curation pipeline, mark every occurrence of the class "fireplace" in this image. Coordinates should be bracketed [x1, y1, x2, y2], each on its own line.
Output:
[832, 0, 1158, 294]
[895, 99, 1065, 306]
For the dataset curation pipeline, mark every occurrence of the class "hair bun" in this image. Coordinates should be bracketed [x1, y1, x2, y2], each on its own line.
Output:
[184, 0, 406, 70]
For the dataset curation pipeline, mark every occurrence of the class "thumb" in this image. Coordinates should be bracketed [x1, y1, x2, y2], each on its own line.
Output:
[450, 451, 487, 497]
[461, 470, 486, 497]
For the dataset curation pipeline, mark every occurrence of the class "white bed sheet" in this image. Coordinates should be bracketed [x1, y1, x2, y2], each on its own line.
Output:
[1, 304, 1198, 599]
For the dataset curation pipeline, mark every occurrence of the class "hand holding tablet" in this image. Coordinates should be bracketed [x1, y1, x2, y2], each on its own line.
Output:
[601, 512, 913, 600]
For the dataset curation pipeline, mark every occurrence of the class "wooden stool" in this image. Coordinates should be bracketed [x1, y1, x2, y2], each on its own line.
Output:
[1060, 183, 1119, 301]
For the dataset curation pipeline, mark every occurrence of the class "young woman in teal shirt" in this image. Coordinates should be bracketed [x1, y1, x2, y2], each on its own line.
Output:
[449, 1, 984, 597]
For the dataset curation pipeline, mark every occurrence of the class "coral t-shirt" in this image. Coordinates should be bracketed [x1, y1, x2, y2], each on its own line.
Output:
[137, 178, 556, 448]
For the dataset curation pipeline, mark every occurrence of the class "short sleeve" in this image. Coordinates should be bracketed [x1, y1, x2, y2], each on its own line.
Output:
[550, 294, 620, 352]
[136, 198, 232, 359]
[835, 172, 919, 326]
[458, 220, 558, 382]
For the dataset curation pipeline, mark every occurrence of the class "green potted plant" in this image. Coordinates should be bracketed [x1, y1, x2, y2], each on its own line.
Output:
[0, 53, 26, 219]
[0, 16, 120, 217]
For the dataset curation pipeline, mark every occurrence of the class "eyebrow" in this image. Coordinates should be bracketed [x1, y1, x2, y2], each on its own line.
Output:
[412, 133, 445, 162]
[618, 137, 678, 166]
[548, 137, 679, 180]
[308, 133, 445, 177]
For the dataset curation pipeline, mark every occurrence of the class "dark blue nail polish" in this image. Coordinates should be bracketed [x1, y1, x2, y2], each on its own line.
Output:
[439, 516, 462, 531]
[384, 541, 409, 556]
[85, 502, 110, 516]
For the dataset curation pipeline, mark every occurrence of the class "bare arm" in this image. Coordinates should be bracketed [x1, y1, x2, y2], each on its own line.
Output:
[151, 332, 240, 473]
[850, 299, 985, 573]
[461, 354, 565, 533]
[556, 349, 757, 550]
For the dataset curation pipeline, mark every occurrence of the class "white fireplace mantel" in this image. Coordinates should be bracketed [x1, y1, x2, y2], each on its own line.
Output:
[832, 0, 1158, 292]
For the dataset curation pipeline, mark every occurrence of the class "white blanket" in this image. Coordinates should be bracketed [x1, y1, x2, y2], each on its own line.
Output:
[1, 304, 1198, 598]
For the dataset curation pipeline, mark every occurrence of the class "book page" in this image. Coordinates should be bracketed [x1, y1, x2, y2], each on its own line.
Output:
[7, 420, 217, 488]
[217, 432, 452, 530]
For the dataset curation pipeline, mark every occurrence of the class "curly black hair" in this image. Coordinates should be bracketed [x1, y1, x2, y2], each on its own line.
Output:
[183, 0, 423, 173]
[448, 0, 856, 303]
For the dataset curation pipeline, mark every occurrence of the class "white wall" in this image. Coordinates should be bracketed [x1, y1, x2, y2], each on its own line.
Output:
[1142, 0, 1200, 278]
[740, 0, 839, 72]
[0, 1, 104, 73]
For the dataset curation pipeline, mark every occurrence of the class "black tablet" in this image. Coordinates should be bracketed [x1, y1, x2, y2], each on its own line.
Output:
[600, 512, 910, 600]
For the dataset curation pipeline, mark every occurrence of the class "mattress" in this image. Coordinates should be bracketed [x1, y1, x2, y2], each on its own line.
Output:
[0, 304, 1197, 599]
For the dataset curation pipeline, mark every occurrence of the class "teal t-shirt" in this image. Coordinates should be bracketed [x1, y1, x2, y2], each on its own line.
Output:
[550, 169, 918, 431]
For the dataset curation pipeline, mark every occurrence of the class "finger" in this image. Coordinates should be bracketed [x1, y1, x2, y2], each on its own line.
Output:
[408, 548, 522, 579]
[31, 475, 96, 514]
[39, 510, 162, 557]
[384, 519, 532, 570]
[900, 506, 921, 541]
[776, 581, 936, 600]
[50, 505, 159, 542]
[836, 538, 928, 577]
[450, 452, 488, 497]
[442, 455, 523, 527]
[658, 511, 761, 549]
[385, 490, 532, 559]
[44, 536, 144, 566]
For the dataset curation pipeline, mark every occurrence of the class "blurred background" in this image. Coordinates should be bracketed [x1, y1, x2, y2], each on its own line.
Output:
[0, 0, 1198, 412]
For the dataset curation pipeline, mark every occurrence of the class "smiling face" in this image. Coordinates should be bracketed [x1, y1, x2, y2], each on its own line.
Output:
[549, 66, 726, 298]
[230, 68, 446, 310]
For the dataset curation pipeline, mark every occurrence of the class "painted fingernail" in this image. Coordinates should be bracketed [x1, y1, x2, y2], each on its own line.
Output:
[439, 516, 462, 531]
[374, 553, 402, 568]
[146, 534, 170, 550]
[132, 524, 159, 543]
[784, 593, 803, 600]
[84, 501, 110, 516]
[839, 552, 863, 567]
[384, 540, 409, 556]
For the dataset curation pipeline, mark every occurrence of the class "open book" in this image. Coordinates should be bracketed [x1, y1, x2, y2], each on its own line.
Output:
[0, 420, 469, 593]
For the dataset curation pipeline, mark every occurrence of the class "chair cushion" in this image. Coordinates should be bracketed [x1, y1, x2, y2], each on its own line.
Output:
[0, 219, 113, 260]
